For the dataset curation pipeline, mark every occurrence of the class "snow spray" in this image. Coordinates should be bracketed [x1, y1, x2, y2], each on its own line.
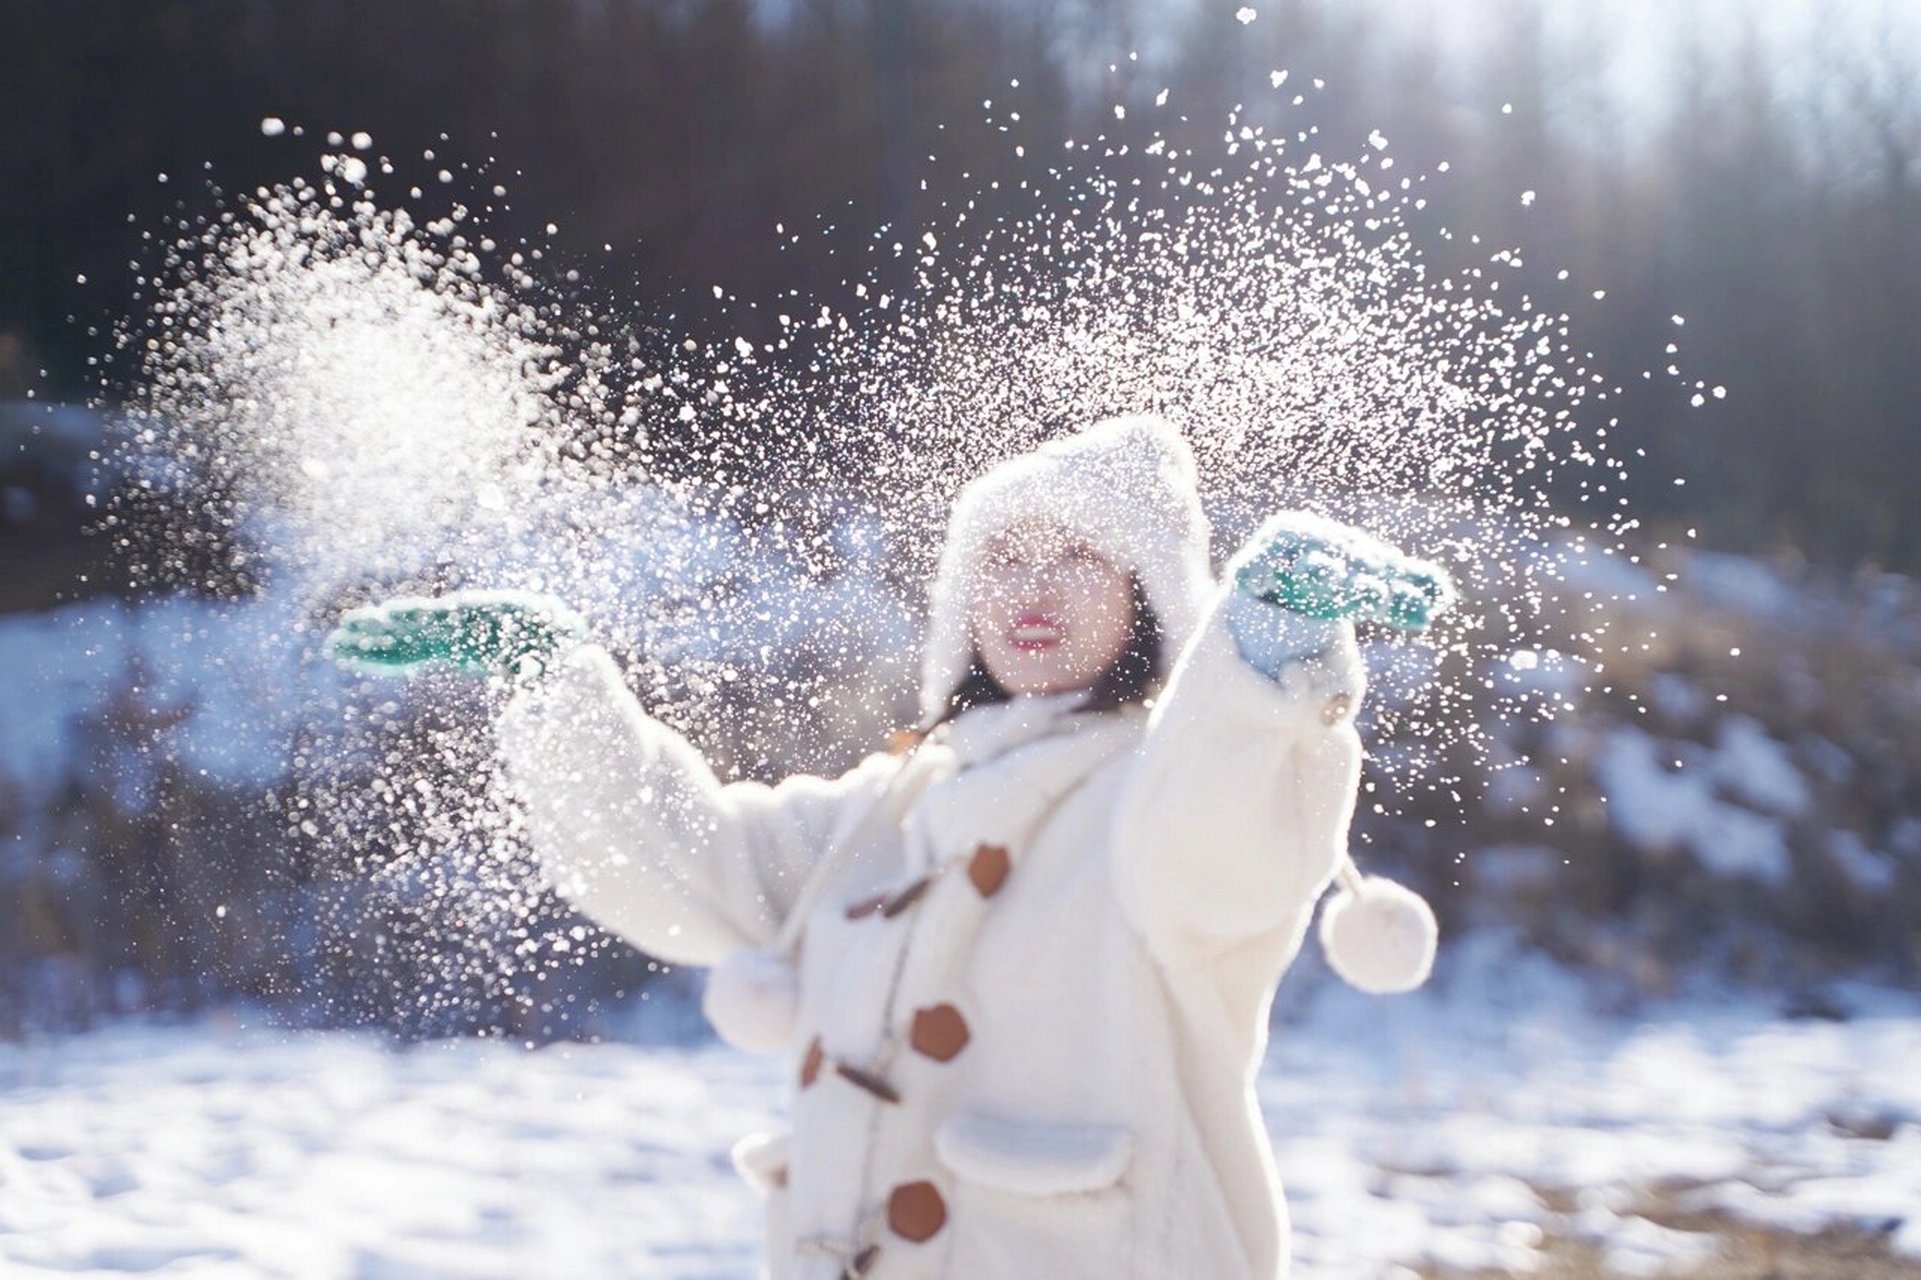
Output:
[98, 78, 1683, 1033]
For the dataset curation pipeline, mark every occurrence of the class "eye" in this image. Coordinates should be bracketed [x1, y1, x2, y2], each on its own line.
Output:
[1061, 543, 1103, 567]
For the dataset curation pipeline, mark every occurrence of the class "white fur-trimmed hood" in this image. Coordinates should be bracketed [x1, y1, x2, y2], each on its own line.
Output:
[918, 414, 1213, 723]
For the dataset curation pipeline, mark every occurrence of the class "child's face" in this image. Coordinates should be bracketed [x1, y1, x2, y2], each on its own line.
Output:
[967, 520, 1135, 697]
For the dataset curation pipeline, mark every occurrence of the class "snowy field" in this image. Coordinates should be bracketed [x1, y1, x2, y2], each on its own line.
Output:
[4, 947, 1918, 1280]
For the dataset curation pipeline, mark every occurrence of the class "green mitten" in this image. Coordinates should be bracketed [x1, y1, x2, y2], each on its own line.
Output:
[1234, 513, 1455, 632]
[326, 589, 587, 679]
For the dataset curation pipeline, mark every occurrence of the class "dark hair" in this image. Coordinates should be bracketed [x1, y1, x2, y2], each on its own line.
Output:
[922, 575, 1165, 732]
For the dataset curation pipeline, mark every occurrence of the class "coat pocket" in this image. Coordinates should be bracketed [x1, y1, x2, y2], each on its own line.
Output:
[731, 1131, 794, 1280]
[933, 1110, 1135, 1274]
[934, 1111, 1133, 1195]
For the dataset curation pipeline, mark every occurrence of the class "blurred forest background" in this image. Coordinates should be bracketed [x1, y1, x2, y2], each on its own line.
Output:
[5, 0, 1920, 574]
[2, 0, 1918, 1037]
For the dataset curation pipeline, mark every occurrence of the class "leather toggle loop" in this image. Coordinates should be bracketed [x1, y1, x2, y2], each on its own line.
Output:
[844, 893, 888, 921]
[834, 1060, 902, 1104]
[881, 875, 933, 918]
[799, 1036, 825, 1088]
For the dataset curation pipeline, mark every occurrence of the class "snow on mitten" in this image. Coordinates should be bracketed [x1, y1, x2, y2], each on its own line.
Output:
[1318, 872, 1438, 995]
[327, 589, 586, 681]
[703, 948, 802, 1053]
[1234, 512, 1455, 632]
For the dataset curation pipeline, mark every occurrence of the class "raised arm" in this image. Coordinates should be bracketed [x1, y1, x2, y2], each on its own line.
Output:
[494, 643, 891, 967]
[328, 591, 889, 968]
[1110, 514, 1453, 966]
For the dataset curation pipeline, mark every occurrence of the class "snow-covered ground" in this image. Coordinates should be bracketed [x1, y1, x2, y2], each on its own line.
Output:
[5, 947, 1917, 1280]
[6, 448, 1918, 1275]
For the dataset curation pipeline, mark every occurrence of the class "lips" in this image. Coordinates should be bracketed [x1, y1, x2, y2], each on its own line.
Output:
[1009, 612, 1063, 651]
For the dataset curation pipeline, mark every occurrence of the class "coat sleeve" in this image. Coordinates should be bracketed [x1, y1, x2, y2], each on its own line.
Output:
[1109, 584, 1366, 964]
[494, 643, 890, 967]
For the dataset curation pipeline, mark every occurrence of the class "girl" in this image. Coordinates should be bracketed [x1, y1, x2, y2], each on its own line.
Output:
[329, 414, 1452, 1280]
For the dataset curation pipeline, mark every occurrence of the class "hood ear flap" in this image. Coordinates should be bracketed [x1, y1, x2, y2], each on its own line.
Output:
[1317, 866, 1438, 995]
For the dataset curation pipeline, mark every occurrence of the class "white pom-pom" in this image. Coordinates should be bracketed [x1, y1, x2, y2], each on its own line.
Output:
[1318, 875, 1437, 995]
[703, 948, 801, 1053]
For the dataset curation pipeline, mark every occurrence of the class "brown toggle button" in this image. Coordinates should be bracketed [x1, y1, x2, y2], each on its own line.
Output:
[888, 1180, 947, 1243]
[909, 1003, 970, 1062]
[799, 1036, 824, 1088]
[1321, 692, 1354, 726]
[880, 875, 933, 918]
[834, 1060, 902, 1104]
[844, 892, 888, 921]
[968, 843, 1011, 897]
[843, 1244, 880, 1278]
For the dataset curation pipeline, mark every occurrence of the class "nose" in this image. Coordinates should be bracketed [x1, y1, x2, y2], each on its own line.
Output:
[1007, 562, 1064, 606]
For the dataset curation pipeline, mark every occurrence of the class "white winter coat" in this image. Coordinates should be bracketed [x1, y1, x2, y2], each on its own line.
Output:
[496, 588, 1366, 1280]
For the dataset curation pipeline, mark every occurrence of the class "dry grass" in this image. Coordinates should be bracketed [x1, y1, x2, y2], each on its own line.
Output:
[1423, 1187, 1921, 1280]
